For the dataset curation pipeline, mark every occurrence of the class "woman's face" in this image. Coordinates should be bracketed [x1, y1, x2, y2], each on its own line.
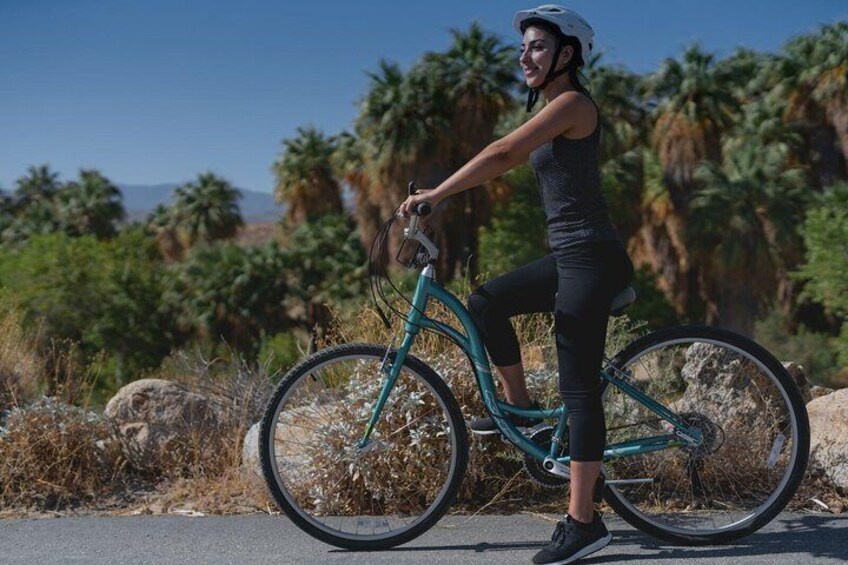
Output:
[519, 26, 573, 88]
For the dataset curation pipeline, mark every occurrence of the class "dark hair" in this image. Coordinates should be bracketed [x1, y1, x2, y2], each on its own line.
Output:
[520, 18, 592, 98]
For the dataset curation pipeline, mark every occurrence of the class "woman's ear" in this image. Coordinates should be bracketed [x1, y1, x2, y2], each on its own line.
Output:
[559, 45, 574, 69]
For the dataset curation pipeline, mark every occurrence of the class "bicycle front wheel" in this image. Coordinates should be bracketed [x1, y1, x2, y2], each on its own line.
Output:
[601, 325, 810, 545]
[260, 343, 468, 550]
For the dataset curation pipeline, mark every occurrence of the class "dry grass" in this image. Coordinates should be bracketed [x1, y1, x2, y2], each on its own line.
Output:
[303, 283, 650, 514]
[0, 282, 845, 518]
[0, 397, 125, 510]
[125, 348, 278, 512]
[0, 308, 46, 411]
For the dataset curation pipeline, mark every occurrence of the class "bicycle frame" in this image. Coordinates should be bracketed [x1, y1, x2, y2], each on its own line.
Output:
[362, 253, 703, 467]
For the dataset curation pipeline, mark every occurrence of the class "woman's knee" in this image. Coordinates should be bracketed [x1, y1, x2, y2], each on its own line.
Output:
[467, 286, 495, 323]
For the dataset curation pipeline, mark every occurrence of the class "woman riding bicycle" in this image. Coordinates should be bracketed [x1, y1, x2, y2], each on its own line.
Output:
[399, 5, 634, 564]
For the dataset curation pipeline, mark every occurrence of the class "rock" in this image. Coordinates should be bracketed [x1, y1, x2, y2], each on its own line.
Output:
[241, 421, 262, 481]
[807, 388, 848, 489]
[105, 379, 223, 473]
[676, 345, 809, 430]
[810, 385, 835, 400]
[241, 421, 276, 504]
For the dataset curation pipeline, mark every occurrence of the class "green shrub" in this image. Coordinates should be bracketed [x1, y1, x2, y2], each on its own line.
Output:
[754, 306, 844, 387]
[0, 230, 174, 395]
[477, 165, 548, 279]
[258, 331, 307, 375]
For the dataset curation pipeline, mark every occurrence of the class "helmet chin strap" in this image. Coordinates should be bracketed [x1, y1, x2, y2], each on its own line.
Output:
[526, 40, 572, 112]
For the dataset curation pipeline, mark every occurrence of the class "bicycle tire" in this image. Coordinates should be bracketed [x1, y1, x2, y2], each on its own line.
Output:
[601, 325, 810, 545]
[259, 342, 469, 550]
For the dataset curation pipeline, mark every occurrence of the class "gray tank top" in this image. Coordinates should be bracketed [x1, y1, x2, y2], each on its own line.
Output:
[529, 101, 620, 250]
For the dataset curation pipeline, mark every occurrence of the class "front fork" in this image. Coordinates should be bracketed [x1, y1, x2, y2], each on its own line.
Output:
[357, 330, 416, 449]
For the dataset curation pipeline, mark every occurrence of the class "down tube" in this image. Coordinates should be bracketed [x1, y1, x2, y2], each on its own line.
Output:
[424, 283, 496, 392]
[425, 283, 550, 461]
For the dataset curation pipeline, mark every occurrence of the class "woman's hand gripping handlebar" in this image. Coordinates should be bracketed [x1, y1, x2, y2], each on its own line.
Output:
[398, 181, 435, 222]
[398, 181, 439, 262]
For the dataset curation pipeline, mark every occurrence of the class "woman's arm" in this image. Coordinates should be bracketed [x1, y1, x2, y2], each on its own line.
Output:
[431, 91, 595, 202]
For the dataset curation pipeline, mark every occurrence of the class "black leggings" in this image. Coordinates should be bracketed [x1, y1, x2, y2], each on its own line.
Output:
[467, 239, 634, 461]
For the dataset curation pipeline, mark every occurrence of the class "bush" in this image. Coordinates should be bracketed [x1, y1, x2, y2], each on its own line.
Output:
[162, 241, 293, 361]
[313, 290, 646, 512]
[132, 348, 278, 513]
[0, 397, 124, 509]
[0, 230, 174, 396]
[258, 331, 307, 375]
[755, 306, 845, 387]
[477, 165, 548, 279]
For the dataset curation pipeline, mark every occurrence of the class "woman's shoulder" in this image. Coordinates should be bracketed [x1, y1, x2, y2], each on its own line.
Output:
[555, 91, 598, 140]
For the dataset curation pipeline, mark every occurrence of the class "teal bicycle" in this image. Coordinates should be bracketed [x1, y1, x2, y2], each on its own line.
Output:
[260, 186, 810, 550]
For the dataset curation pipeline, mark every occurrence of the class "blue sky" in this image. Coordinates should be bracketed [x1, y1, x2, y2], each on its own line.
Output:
[2, 1, 846, 194]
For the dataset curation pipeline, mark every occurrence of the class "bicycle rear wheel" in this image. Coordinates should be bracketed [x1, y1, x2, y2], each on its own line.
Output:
[260, 343, 468, 550]
[601, 325, 809, 545]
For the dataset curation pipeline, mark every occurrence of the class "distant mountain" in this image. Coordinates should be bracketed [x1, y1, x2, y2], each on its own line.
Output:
[117, 183, 287, 224]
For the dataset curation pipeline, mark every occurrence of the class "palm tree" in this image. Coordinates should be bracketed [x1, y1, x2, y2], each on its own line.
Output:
[354, 60, 450, 267]
[721, 98, 808, 325]
[429, 22, 519, 281]
[272, 126, 343, 228]
[1, 198, 59, 245]
[808, 22, 848, 175]
[354, 24, 517, 282]
[690, 143, 807, 335]
[439, 21, 518, 157]
[640, 43, 739, 316]
[777, 22, 848, 185]
[164, 241, 292, 360]
[331, 130, 382, 262]
[171, 172, 244, 247]
[645, 43, 738, 210]
[55, 169, 125, 239]
[585, 58, 648, 244]
[145, 203, 184, 261]
[13, 164, 61, 211]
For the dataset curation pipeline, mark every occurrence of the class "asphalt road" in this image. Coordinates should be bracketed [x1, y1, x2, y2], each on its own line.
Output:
[2, 513, 846, 564]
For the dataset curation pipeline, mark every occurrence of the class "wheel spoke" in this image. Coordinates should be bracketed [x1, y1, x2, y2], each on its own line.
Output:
[260, 345, 467, 549]
[602, 328, 808, 542]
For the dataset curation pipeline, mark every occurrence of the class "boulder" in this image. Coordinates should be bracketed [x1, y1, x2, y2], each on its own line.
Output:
[810, 385, 835, 400]
[105, 378, 223, 473]
[676, 344, 810, 430]
[807, 388, 848, 489]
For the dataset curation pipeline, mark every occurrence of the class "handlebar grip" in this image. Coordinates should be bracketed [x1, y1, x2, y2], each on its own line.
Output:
[414, 202, 432, 216]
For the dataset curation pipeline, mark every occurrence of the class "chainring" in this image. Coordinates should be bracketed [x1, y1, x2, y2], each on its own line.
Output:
[522, 425, 570, 489]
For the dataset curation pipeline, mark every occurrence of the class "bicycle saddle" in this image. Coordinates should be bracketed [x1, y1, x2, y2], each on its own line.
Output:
[610, 286, 636, 316]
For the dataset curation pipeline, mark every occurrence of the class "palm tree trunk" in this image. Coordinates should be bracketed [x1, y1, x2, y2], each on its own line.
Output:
[716, 283, 758, 337]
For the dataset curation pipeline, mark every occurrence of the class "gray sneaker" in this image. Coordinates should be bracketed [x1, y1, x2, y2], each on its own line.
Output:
[468, 401, 543, 436]
[532, 511, 612, 565]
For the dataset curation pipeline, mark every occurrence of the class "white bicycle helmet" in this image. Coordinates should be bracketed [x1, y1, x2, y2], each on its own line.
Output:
[514, 5, 594, 58]
[514, 5, 595, 111]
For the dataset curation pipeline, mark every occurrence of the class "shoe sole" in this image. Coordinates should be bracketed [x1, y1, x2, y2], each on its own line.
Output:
[469, 428, 501, 436]
[535, 532, 612, 565]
